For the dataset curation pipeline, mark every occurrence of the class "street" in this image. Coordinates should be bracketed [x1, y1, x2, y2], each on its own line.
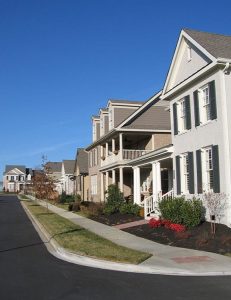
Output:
[0, 195, 231, 300]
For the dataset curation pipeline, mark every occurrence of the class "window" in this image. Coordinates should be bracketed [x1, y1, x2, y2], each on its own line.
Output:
[187, 46, 192, 62]
[202, 147, 213, 192]
[182, 153, 189, 193]
[199, 85, 211, 122]
[194, 81, 217, 126]
[11, 176, 14, 181]
[91, 175, 97, 195]
[179, 99, 187, 132]
[173, 95, 191, 135]
[109, 108, 113, 130]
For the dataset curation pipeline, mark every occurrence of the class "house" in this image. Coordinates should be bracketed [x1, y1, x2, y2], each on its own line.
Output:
[46, 162, 62, 194]
[61, 160, 75, 195]
[85, 97, 172, 203]
[74, 148, 89, 200]
[3, 165, 32, 192]
[159, 29, 231, 227]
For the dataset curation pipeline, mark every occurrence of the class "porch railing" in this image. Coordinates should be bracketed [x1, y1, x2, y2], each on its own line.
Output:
[123, 149, 151, 160]
[143, 190, 174, 218]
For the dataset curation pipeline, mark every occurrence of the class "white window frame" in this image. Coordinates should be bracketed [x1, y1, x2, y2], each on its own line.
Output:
[177, 98, 187, 133]
[91, 175, 97, 195]
[198, 84, 211, 124]
[181, 153, 189, 194]
[202, 146, 213, 192]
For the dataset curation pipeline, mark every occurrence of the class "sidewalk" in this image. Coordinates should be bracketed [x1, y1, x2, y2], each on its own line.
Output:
[22, 197, 231, 276]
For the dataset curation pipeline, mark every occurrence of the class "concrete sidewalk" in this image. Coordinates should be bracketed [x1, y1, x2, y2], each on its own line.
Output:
[22, 197, 231, 276]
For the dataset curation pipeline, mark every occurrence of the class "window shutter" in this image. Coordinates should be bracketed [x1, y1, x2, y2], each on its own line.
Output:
[188, 152, 194, 194]
[209, 80, 217, 120]
[185, 95, 191, 130]
[175, 156, 181, 195]
[196, 150, 202, 193]
[173, 103, 178, 135]
[212, 145, 220, 193]
[194, 90, 200, 127]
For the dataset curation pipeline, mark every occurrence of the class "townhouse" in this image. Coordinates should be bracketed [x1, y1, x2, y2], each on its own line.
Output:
[160, 29, 231, 227]
[3, 165, 32, 192]
[86, 97, 172, 205]
[74, 148, 89, 200]
[86, 29, 231, 227]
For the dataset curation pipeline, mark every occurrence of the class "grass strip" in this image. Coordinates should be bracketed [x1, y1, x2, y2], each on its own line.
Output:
[24, 200, 151, 264]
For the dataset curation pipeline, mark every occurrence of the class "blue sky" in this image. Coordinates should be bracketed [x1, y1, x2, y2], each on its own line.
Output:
[1, 0, 231, 178]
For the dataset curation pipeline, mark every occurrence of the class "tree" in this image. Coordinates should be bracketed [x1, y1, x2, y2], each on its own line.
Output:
[203, 192, 227, 235]
[32, 155, 57, 211]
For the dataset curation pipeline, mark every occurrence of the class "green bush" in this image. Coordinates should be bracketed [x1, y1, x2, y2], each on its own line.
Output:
[181, 198, 204, 227]
[103, 204, 117, 215]
[158, 197, 185, 224]
[119, 203, 141, 216]
[59, 191, 75, 203]
[158, 197, 204, 227]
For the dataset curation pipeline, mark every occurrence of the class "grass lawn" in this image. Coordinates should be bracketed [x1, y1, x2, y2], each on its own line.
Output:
[23, 200, 151, 264]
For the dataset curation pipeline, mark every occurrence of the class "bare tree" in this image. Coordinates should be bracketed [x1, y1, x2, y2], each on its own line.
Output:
[203, 192, 227, 235]
[32, 155, 57, 211]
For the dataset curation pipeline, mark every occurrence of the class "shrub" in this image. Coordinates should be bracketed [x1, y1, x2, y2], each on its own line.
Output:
[158, 197, 185, 224]
[181, 198, 204, 227]
[103, 204, 117, 215]
[68, 203, 73, 211]
[158, 197, 204, 228]
[169, 223, 186, 232]
[118, 202, 141, 216]
[72, 202, 80, 212]
[81, 202, 104, 217]
[59, 191, 75, 203]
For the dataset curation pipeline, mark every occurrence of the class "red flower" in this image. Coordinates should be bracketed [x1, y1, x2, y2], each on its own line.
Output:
[169, 223, 186, 232]
[148, 218, 162, 228]
[161, 219, 172, 229]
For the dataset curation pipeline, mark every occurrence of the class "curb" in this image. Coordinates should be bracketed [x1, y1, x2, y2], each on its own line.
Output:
[20, 198, 231, 276]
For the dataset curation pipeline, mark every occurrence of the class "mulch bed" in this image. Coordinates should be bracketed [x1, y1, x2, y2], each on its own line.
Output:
[123, 221, 231, 255]
[90, 212, 143, 226]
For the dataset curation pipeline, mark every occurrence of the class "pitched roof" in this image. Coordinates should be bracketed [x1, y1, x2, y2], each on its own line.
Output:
[4, 165, 26, 174]
[184, 29, 231, 59]
[63, 160, 75, 174]
[122, 106, 170, 130]
[46, 162, 62, 173]
[75, 148, 88, 174]
[108, 99, 144, 105]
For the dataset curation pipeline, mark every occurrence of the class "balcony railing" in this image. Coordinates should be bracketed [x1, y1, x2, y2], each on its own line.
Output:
[101, 149, 151, 167]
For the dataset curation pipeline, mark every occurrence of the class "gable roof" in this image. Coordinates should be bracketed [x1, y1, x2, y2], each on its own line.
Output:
[46, 162, 62, 173]
[4, 165, 26, 175]
[75, 148, 88, 174]
[184, 29, 231, 59]
[63, 160, 75, 174]
[108, 99, 144, 105]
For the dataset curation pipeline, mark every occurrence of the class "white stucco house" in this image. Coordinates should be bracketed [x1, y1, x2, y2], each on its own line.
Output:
[160, 29, 231, 227]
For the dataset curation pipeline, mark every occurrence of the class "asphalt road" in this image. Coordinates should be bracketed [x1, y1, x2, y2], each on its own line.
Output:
[0, 195, 231, 300]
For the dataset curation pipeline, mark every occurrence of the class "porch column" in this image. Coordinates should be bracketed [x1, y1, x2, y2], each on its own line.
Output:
[119, 167, 124, 193]
[100, 173, 104, 202]
[152, 162, 161, 201]
[119, 133, 123, 160]
[112, 139, 115, 153]
[112, 169, 116, 184]
[105, 171, 109, 191]
[106, 143, 109, 157]
[133, 166, 141, 204]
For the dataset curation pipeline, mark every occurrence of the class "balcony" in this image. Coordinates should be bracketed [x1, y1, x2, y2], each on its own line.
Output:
[101, 149, 151, 167]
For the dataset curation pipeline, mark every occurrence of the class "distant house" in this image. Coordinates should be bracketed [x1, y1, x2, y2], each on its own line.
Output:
[74, 148, 89, 200]
[46, 162, 62, 194]
[3, 165, 32, 192]
[61, 160, 75, 195]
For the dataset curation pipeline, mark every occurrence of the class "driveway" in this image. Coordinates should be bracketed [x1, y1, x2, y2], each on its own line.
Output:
[0, 195, 231, 300]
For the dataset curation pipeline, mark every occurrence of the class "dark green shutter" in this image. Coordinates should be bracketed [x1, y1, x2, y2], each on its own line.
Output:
[194, 90, 200, 127]
[188, 152, 194, 194]
[212, 145, 220, 193]
[185, 95, 191, 130]
[209, 80, 217, 120]
[175, 156, 181, 195]
[173, 103, 178, 135]
[196, 150, 202, 193]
